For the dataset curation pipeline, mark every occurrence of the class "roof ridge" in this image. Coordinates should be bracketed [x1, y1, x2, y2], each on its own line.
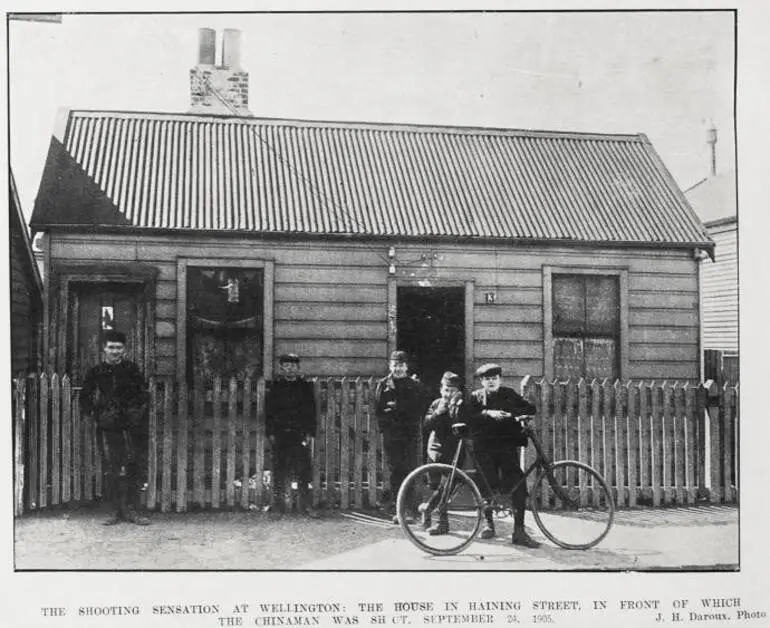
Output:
[67, 108, 646, 143]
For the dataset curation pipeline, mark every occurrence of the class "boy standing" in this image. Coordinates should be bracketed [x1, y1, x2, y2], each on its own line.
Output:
[420, 371, 466, 535]
[374, 350, 426, 523]
[80, 330, 150, 526]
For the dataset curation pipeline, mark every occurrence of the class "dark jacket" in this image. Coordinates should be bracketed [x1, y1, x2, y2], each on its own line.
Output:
[423, 391, 468, 462]
[373, 374, 427, 439]
[79, 360, 149, 433]
[469, 385, 536, 449]
[265, 378, 317, 441]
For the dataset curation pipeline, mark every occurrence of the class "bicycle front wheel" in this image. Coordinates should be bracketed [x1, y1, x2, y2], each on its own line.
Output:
[530, 460, 615, 550]
[396, 463, 484, 556]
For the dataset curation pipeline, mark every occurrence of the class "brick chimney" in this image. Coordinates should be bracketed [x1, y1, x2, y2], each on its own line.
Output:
[189, 28, 251, 115]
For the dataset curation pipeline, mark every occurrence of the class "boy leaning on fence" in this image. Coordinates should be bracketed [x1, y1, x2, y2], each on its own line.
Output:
[79, 330, 151, 526]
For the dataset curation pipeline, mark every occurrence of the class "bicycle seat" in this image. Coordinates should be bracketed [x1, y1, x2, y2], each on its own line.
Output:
[451, 422, 469, 437]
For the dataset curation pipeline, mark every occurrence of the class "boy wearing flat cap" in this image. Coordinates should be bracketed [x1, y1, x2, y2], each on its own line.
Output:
[265, 353, 318, 516]
[470, 363, 539, 547]
[420, 371, 467, 535]
[374, 350, 428, 523]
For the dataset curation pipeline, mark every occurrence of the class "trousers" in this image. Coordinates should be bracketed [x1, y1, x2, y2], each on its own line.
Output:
[100, 430, 146, 517]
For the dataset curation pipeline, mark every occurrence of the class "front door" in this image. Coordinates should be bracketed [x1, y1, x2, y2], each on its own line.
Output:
[396, 286, 465, 394]
[68, 282, 145, 383]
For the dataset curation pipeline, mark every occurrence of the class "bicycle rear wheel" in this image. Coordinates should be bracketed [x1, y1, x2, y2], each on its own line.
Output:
[396, 463, 484, 556]
[530, 460, 614, 550]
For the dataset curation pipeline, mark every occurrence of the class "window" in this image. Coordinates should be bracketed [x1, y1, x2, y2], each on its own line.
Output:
[551, 274, 620, 380]
[186, 267, 264, 384]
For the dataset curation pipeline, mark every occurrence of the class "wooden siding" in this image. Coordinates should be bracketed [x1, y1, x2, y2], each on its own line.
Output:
[700, 223, 738, 354]
[10, 223, 41, 374]
[47, 234, 700, 381]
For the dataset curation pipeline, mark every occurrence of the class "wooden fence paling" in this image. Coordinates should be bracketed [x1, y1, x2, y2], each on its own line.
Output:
[311, 379, 322, 508]
[61, 376, 72, 504]
[72, 389, 82, 502]
[28, 376, 39, 509]
[522, 376, 539, 475]
[602, 379, 613, 502]
[705, 380, 722, 502]
[353, 377, 364, 510]
[626, 381, 638, 507]
[614, 381, 626, 507]
[326, 378, 338, 506]
[38, 373, 49, 508]
[339, 378, 351, 510]
[673, 383, 686, 504]
[589, 380, 601, 508]
[51, 374, 61, 506]
[162, 378, 173, 513]
[577, 379, 589, 506]
[662, 381, 674, 505]
[147, 378, 158, 510]
[211, 378, 222, 509]
[541, 379, 553, 507]
[14, 377, 26, 516]
[226, 377, 237, 509]
[177, 380, 189, 512]
[683, 383, 697, 503]
[366, 377, 378, 508]
[650, 382, 662, 507]
[734, 384, 740, 497]
[722, 383, 735, 503]
[240, 377, 252, 510]
[192, 383, 204, 507]
[254, 378, 266, 508]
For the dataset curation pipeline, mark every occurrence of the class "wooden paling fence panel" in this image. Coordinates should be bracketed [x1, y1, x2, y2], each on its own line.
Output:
[15, 374, 738, 514]
[521, 376, 739, 509]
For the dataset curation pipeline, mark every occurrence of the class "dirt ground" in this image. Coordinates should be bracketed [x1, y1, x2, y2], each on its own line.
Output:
[14, 506, 401, 570]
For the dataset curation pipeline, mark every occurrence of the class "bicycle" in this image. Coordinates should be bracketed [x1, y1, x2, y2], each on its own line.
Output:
[396, 415, 615, 556]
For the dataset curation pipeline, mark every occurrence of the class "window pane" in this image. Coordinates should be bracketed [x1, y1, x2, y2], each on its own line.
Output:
[553, 275, 585, 334]
[585, 276, 619, 335]
[584, 337, 617, 380]
[553, 337, 585, 380]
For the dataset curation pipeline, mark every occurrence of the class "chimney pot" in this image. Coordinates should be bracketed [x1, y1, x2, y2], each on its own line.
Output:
[198, 28, 216, 65]
[222, 29, 241, 69]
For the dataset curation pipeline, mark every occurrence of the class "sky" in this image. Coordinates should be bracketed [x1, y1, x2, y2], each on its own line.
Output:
[8, 10, 736, 219]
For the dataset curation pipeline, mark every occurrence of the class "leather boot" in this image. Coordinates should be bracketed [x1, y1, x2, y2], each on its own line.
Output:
[428, 511, 449, 535]
[480, 507, 495, 539]
[418, 502, 432, 529]
[512, 525, 541, 548]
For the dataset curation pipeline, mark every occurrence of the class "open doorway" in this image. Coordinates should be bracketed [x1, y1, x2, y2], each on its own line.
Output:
[397, 286, 465, 394]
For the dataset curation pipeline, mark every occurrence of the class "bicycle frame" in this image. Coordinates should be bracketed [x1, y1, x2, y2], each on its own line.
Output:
[440, 418, 557, 511]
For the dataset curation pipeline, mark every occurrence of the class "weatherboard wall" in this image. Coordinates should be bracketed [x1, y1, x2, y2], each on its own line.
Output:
[46, 232, 701, 381]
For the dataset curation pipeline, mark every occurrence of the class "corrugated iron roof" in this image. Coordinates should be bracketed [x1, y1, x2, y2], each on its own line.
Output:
[31, 109, 712, 248]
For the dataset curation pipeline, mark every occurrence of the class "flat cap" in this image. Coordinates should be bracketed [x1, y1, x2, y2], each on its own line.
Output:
[103, 330, 127, 344]
[475, 363, 502, 378]
[440, 371, 462, 388]
[278, 353, 300, 364]
[389, 350, 409, 363]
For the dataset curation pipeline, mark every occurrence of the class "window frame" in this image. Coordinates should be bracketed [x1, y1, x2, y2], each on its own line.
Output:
[543, 265, 629, 381]
[176, 258, 274, 383]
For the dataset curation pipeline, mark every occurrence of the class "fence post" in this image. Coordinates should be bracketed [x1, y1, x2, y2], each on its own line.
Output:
[722, 382, 736, 503]
[638, 381, 650, 504]
[650, 381, 662, 507]
[353, 377, 365, 510]
[177, 379, 189, 512]
[192, 379, 205, 508]
[366, 377, 379, 509]
[39, 372, 49, 509]
[61, 375, 72, 505]
[147, 377, 158, 511]
[240, 377, 253, 511]
[662, 380, 674, 505]
[673, 382, 686, 504]
[339, 377, 351, 511]
[51, 373, 61, 506]
[626, 380, 638, 507]
[521, 376, 538, 473]
[601, 378, 613, 503]
[162, 376, 174, 513]
[683, 382, 697, 504]
[311, 378, 322, 509]
[614, 380, 627, 508]
[704, 380, 722, 503]
[733, 383, 740, 499]
[540, 379, 553, 508]
[13, 376, 26, 516]
[577, 379, 589, 506]
[226, 377, 238, 509]
[255, 378, 267, 508]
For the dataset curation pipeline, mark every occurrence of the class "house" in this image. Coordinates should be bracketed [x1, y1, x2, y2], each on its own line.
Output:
[29, 29, 713, 392]
[685, 128, 738, 383]
[9, 171, 43, 375]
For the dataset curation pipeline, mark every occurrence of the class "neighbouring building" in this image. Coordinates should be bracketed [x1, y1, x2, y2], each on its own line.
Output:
[9, 171, 42, 375]
[29, 29, 714, 392]
[685, 126, 738, 383]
